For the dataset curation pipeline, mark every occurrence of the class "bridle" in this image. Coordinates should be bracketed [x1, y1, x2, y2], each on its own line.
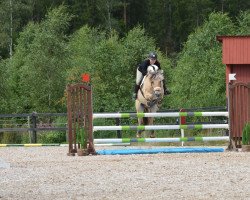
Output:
[139, 87, 158, 107]
[139, 74, 162, 108]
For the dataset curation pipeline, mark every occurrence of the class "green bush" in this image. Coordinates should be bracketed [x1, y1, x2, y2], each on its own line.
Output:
[0, 132, 22, 144]
[37, 116, 67, 144]
[242, 122, 250, 145]
[38, 131, 66, 144]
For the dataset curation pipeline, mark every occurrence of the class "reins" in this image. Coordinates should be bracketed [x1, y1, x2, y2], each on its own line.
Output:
[139, 73, 161, 107]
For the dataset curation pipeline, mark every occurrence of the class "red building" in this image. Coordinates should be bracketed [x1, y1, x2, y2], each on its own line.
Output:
[217, 36, 250, 147]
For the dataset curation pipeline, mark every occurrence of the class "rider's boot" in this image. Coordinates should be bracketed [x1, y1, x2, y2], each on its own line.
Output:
[132, 84, 140, 100]
[163, 80, 171, 95]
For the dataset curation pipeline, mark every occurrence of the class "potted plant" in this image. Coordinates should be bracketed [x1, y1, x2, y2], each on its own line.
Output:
[242, 122, 250, 152]
[76, 124, 88, 156]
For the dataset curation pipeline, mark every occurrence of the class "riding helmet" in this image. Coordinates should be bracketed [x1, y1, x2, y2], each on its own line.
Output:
[148, 52, 157, 59]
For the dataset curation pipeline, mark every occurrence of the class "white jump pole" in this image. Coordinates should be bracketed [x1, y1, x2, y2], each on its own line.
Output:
[93, 124, 229, 131]
[94, 136, 229, 144]
[93, 112, 229, 119]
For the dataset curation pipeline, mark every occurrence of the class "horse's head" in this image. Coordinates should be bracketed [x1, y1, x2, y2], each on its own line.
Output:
[146, 70, 164, 99]
[138, 67, 164, 107]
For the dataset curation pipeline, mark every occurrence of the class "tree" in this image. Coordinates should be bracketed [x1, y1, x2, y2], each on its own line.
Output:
[237, 10, 250, 34]
[68, 25, 172, 112]
[5, 5, 72, 113]
[67, 25, 106, 84]
[0, 0, 34, 58]
[169, 12, 235, 108]
[0, 59, 9, 113]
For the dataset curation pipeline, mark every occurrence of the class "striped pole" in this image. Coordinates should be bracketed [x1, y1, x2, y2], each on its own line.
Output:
[95, 143, 131, 146]
[0, 144, 60, 147]
[60, 143, 131, 147]
[94, 136, 229, 144]
[93, 124, 229, 131]
[93, 112, 228, 119]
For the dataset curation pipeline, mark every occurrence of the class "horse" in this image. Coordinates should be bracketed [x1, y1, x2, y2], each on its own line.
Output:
[135, 65, 165, 138]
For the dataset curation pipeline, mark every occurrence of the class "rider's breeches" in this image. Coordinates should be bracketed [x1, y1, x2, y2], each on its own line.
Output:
[162, 79, 167, 92]
[134, 69, 143, 94]
[136, 69, 143, 85]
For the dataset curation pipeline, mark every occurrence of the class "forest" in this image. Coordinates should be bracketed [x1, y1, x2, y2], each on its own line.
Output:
[0, 0, 249, 115]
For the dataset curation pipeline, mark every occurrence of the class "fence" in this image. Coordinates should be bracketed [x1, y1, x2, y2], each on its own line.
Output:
[0, 108, 228, 148]
[0, 112, 67, 143]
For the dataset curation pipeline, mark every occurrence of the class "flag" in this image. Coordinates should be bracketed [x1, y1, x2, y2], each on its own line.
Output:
[81, 73, 90, 83]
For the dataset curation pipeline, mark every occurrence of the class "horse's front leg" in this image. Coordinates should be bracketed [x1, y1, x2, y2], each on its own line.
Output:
[147, 117, 155, 138]
[135, 100, 144, 138]
[137, 117, 144, 138]
[148, 105, 159, 138]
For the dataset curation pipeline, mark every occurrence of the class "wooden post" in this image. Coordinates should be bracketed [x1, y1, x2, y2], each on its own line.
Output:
[31, 112, 37, 143]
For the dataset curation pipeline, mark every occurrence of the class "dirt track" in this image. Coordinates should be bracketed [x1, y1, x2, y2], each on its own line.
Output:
[1, 146, 250, 200]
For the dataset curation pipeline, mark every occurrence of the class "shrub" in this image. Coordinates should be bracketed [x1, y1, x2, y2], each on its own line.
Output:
[242, 122, 250, 145]
[38, 131, 66, 144]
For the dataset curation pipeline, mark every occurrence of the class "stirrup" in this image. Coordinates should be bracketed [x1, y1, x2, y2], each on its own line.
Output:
[132, 93, 137, 100]
[164, 89, 171, 95]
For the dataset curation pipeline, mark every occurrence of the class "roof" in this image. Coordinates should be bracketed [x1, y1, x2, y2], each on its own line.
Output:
[216, 35, 250, 64]
[217, 35, 250, 42]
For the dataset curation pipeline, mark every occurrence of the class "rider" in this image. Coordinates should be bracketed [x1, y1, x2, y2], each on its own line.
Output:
[132, 52, 170, 100]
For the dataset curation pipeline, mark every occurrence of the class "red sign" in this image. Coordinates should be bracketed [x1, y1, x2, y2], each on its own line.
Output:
[81, 73, 90, 83]
[180, 108, 186, 125]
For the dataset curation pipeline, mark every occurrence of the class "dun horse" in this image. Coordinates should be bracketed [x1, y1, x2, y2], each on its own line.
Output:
[135, 65, 165, 138]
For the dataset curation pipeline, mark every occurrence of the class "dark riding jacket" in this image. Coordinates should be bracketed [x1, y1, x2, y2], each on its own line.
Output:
[138, 59, 161, 76]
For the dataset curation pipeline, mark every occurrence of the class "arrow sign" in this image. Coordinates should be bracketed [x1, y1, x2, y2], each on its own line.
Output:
[229, 73, 236, 81]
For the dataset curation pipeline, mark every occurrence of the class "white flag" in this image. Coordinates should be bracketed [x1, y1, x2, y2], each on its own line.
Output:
[229, 73, 236, 81]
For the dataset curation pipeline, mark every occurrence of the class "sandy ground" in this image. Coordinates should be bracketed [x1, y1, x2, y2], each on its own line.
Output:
[1, 146, 250, 200]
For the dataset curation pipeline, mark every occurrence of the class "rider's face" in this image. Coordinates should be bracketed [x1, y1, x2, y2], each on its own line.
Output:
[149, 58, 156, 65]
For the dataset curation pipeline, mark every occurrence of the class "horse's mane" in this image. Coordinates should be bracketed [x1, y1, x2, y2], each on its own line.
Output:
[147, 70, 164, 81]
[151, 70, 164, 80]
[139, 70, 164, 89]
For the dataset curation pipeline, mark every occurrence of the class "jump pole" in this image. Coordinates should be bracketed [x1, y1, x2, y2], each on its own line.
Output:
[94, 136, 229, 144]
[0, 144, 60, 147]
[93, 112, 229, 119]
[93, 124, 229, 131]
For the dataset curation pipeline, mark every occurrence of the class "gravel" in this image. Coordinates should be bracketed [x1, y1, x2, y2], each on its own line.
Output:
[1, 146, 250, 200]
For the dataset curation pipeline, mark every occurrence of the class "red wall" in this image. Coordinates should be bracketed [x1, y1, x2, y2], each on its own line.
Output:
[231, 64, 250, 82]
[221, 37, 250, 64]
[226, 64, 250, 96]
